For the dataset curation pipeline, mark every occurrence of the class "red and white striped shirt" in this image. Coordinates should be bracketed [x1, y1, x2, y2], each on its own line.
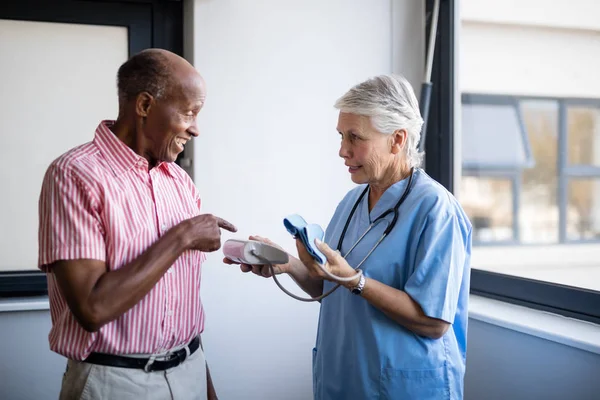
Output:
[38, 120, 206, 360]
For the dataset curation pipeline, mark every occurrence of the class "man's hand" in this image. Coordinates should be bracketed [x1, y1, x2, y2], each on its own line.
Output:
[178, 214, 237, 252]
[52, 214, 237, 332]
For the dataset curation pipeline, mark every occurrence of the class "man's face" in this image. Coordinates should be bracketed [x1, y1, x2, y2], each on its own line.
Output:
[142, 72, 206, 165]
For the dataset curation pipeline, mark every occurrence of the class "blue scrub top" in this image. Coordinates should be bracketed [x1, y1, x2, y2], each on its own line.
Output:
[313, 168, 472, 400]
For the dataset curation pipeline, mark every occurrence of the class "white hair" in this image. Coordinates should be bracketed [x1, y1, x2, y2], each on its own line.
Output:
[334, 74, 424, 168]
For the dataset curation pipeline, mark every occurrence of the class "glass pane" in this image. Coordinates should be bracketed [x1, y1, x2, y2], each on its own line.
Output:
[0, 20, 127, 272]
[519, 100, 559, 243]
[460, 177, 513, 243]
[462, 102, 529, 168]
[567, 179, 600, 241]
[568, 106, 600, 166]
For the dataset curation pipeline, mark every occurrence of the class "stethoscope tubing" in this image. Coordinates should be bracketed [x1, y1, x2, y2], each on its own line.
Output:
[268, 168, 415, 302]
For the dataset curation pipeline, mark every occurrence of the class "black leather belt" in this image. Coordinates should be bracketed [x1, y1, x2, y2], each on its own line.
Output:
[84, 336, 200, 372]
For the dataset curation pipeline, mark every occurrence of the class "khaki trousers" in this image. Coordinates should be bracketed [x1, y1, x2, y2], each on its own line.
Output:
[58, 347, 207, 400]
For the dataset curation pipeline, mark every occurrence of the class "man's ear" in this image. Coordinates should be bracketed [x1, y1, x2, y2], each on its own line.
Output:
[135, 92, 154, 118]
[390, 129, 408, 155]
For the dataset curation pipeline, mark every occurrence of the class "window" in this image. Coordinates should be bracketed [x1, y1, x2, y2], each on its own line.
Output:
[461, 95, 600, 292]
[461, 96, 600, 248]
[0, 0, 184, 297]
[450, 0, 600, 322]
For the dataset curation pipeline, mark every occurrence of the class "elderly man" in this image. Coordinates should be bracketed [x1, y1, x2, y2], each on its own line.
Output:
[38, 49, 234, 400]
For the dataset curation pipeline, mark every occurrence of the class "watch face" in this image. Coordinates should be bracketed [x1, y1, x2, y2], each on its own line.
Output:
[351, 273, 364, 295]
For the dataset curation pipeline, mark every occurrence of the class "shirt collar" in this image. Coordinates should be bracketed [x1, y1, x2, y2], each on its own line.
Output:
[94, 120, 174, 177]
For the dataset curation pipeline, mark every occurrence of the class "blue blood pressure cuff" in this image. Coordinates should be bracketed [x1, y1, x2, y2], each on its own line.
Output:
[283, 214, 327, 264]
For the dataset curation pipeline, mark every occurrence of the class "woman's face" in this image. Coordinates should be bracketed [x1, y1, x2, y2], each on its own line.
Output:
[337, 112, 401, 186]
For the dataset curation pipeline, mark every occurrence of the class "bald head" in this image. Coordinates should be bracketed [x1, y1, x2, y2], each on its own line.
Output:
[116, 48, 202, 107]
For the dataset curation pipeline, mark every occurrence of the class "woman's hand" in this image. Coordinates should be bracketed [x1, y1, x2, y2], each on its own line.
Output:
[222, 235, 290, 278]
[295, 238, 360, 287]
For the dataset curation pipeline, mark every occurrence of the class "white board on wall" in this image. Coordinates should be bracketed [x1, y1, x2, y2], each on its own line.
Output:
[0, 19, 128, 271]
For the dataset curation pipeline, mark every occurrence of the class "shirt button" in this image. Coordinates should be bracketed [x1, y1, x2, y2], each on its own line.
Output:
[167, 269, 173, 274]
[167, 310, 173, 316]
[161, 224, 167, 232]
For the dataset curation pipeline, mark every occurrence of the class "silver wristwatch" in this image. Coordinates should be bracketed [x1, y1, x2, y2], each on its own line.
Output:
[350, 274, 366, 295]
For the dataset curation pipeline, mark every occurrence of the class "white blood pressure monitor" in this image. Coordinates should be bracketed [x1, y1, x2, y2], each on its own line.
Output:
[223, 239, 289, 265]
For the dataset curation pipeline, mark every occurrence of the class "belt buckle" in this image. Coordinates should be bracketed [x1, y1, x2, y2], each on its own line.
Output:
[143, 355, 157, 373]
[175, 344, 191, 364]
[166, 345, 190, 367]
[144, 342, 191, 373]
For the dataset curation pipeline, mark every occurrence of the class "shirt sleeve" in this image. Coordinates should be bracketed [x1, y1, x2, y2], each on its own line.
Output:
[404, 212, 469, 323]
[38, 164, 106, 271]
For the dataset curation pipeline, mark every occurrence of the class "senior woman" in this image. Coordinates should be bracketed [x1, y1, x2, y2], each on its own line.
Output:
[226, 74, 472, 400]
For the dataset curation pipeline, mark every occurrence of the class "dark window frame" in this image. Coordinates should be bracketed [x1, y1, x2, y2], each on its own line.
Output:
[424, 0, 455, 194]
[425, 0, 600, 324]
[0, 0, 184, 298]
[560, 98, 600, 243]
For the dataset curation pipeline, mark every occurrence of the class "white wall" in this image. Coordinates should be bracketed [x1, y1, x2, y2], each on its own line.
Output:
[461, 0, 600, 31]
[187, 1, 423, 398]
[459, 21, 600, 98]
[459, 0, 600, 98]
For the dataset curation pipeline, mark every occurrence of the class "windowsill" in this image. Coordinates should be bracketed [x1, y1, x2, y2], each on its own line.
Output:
[469, 294, 600, 355]
[0, 296, 49, 312]
[471, 244, 600, 291]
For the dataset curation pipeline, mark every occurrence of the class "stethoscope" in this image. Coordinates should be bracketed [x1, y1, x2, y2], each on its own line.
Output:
[269, 168, 416, 302]
[337, 167, 415, 263]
